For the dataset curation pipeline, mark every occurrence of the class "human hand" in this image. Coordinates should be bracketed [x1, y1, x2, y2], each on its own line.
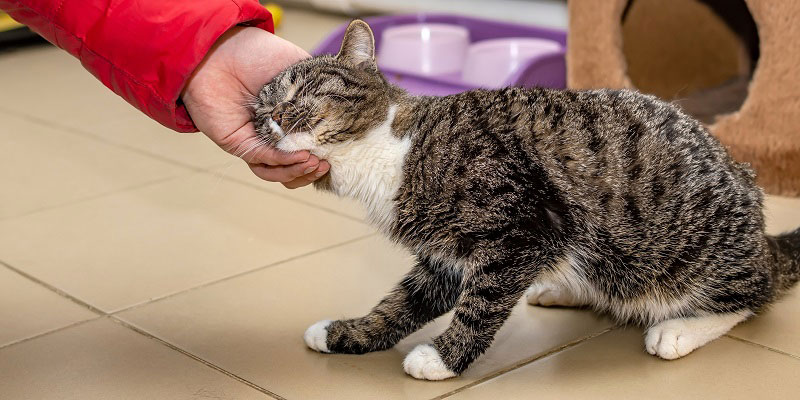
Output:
[182, 27, 330, 189]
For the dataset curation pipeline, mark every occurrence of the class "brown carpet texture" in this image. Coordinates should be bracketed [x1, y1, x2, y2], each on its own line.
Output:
[567, 0, 800, 196]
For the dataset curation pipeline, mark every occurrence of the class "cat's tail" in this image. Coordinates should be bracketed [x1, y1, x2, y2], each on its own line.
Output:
[766, 227, 800, 295]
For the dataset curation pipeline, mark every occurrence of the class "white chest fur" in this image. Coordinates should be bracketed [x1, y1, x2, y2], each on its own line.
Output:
[276, 105, 411, 232]
[325, 106, 410, 232]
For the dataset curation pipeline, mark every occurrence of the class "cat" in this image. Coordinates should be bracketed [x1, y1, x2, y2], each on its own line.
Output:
[252, 20, 800, 380]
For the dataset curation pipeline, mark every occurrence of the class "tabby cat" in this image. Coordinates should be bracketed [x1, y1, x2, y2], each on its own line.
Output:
[253, 20, 800, 380]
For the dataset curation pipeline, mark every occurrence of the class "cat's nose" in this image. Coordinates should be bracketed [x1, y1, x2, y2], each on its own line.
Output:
[271, 109, 283, 125]
[271, 104, 287, 126]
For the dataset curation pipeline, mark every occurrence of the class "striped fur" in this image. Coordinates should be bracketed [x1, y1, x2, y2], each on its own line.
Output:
[254, 20, 800, 379]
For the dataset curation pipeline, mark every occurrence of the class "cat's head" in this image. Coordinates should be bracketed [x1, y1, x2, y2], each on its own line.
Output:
[253, 20, 396, 154]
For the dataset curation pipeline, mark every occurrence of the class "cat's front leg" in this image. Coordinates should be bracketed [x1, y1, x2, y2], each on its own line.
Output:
[304, 256, 463, 354]
[403, 254, 544, 380]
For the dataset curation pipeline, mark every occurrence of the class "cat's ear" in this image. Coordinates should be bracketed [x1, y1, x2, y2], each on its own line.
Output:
[337, 19, 376, 70]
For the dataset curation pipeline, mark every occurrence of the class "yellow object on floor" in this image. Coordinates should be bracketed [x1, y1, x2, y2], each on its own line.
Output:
[0, 12, 24, 32]
[265, 3, 283, 28]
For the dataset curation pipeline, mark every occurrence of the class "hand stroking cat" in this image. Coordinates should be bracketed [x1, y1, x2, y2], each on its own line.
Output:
[253, 20, 800, 380]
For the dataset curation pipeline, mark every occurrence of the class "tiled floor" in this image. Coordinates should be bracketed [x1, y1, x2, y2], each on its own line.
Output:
[2, 7, 799, 400]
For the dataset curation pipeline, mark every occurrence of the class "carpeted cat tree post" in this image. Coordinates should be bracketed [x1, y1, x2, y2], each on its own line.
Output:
[567, 0, 800, 196]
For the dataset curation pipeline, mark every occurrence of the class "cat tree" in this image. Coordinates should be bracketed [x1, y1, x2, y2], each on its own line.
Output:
[567, 0, 800, 196]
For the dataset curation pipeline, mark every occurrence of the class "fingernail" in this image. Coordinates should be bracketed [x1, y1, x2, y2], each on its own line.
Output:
[304, 166, 316, 175]
[315, 170, 327, 177]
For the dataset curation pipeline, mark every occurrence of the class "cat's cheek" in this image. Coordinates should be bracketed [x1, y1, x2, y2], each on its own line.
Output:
[402, 344, 457, 380]
[304, 320, 332, 353]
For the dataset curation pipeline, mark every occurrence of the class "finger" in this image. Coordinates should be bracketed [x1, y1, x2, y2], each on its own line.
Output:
[282, 161, 330, 189]
[314, 160, 331, 178]
[213, 121, 259, 156]
[282, 175, 316, 189]
[213, 122, 310, 166]
[248, 158, 320, 183]
[248, 145, 311, 166]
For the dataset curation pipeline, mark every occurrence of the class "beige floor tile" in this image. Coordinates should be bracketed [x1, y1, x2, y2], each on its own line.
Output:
[0, 173, 372, 312]
[81, 111, 233, 169]
[763, 195, 800, 236]
[0, 46, 137, 129]
[0, 318, 269, 399]
[729, 287, 800, 357]
[450, 328, 800, 400]
[118, 236, 613, 400]
[0, 265, 97, 347]
[726, 195, 800, 356]
[0, 112, 189, 219]
[212, 162, 367, 221]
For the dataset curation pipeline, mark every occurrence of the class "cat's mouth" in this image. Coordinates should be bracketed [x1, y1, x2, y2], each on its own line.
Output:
[269, 119, 316, 153]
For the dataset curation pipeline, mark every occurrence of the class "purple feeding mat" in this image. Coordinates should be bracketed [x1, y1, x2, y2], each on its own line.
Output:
[313, 14, 567, 96]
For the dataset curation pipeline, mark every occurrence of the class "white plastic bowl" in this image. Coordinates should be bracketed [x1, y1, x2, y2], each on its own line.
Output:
[377, 23, 470, 76]
[461, 38, 562, 87]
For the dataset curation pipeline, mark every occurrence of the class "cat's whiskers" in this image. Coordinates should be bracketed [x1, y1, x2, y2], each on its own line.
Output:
[275, 100, 302, 116]
[306, 114, 329, 125]
[304, 102, 332, 130]
[210, 135, 267, 190]
[239, 90, 260, 110]
[287, 114, 309, 134]
[232, 135, 265, 158]
[236, 137, 272, 161]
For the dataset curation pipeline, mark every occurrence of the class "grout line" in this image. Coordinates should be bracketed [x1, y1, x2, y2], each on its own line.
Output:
[0, 233, 373, 354]
[431, 326, 617, 400]
[0, 316, 103, 350]
[110, 233, 377, 315]
[724, 334, 800, 361]
[0, 259, 106, 315]
[109, 316, 285, 400]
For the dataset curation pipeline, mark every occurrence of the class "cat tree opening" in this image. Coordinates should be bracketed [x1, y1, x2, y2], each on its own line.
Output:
[620, 0, 759, 123]
[568, 0, 800, 196]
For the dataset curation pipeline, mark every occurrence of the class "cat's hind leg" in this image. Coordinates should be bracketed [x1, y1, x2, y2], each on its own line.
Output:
[644, 311, 751, 360]
[525, 280, 586, 307]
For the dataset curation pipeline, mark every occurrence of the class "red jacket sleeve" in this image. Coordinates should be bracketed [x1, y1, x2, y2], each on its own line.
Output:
[0, 0, 274, 132]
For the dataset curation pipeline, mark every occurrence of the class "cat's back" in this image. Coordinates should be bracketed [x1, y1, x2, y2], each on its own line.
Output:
[402, 86, 756, 199]
[396, 86, 763, 250]
[520, 87, 760, 214]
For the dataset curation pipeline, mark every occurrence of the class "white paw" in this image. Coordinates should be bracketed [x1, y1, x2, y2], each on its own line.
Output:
[403, 344, 457, 381]
[525, 281, 580, 307]
[645, 319, 706, 360]
[304, 320, 332, 353]
[645, 313, 748, 360]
